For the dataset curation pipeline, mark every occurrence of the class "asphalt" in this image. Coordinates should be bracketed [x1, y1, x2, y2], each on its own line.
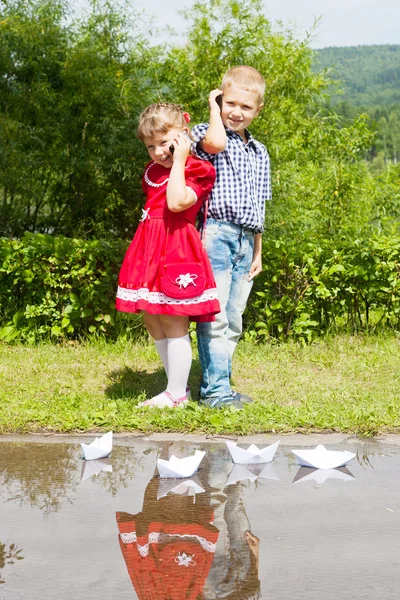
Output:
[1, 433, 399, 599]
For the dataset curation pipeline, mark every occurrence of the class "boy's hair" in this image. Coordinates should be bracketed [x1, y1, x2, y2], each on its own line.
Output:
[137, 103, 189, 141]
[221, 65, 265, 103]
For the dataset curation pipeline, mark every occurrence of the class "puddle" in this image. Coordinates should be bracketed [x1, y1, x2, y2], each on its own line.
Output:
[0, 438, 400, 599]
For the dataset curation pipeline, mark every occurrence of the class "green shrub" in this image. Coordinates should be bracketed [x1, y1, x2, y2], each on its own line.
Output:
[2, 231, 400, 343]
[247, 233, 400, 342]
[0, 232, 127, 341]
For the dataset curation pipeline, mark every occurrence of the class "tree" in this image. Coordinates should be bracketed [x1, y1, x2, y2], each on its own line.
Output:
[0, 0, 157, 237]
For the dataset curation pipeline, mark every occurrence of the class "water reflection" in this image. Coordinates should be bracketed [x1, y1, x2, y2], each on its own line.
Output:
[82, 446, 148, 494]
[0, 442, 152, 514]
[116, 450, 219, 600]
[116, 446, 261, 600]
[0, 541, 24, 585]
[80, 457, 113, 481]
[292, 465, 355, 484]
[203, 450, 261, 600]
[0, 442, 77, 515]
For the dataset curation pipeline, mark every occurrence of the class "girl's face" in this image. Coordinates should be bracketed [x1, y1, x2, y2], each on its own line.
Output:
[144, 126, 183, 168]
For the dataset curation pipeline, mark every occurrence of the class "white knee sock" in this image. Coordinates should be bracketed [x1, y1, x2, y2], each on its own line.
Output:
[154, 338, 168, 377]
[166, 335, 192, 399]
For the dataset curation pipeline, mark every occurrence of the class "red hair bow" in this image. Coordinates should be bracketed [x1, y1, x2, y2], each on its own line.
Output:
[183, 112, 191, 123]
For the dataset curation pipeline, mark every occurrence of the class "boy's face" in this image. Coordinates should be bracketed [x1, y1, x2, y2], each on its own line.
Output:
[221, 84, 263, 136]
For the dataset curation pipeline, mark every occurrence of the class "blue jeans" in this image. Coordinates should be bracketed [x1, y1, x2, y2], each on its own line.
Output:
[197, 219, 254, 400]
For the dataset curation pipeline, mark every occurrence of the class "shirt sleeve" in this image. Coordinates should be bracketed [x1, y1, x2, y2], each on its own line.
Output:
[185, 157, 216, 202]
[191, 123, 216, 162]
[264, 148, 272, 202]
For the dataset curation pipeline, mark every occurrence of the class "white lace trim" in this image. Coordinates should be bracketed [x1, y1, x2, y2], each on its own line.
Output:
[119, 531, 216, 554]
[117, 286, 218, 306]
[120, 532, 137, 544]
[144, 163, 169, 187]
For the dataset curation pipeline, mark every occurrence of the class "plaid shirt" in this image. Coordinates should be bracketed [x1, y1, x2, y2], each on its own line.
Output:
[192, 123, 272, 232]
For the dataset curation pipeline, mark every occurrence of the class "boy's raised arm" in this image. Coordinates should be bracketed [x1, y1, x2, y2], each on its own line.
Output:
[199, 89, 227, 154]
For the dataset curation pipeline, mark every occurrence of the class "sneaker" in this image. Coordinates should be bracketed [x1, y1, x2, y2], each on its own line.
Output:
[199, 395, 244, 410]
[232, 390, 254, 404]
[139, 391, 188, 408]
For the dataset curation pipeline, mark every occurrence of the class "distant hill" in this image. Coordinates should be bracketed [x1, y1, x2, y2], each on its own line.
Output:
[314, 45, 400, 107]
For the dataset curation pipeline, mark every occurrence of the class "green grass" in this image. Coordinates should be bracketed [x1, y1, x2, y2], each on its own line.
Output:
[1, 334, 400, 436]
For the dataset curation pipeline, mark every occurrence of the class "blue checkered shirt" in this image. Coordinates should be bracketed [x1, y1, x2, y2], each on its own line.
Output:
[192, 123, 271, 232]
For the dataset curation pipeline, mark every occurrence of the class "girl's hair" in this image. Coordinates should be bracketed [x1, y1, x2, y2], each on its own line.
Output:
[137, 103, 190, 141]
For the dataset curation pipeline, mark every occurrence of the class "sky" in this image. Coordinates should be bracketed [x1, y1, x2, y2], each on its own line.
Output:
[127, 0, 400, 48]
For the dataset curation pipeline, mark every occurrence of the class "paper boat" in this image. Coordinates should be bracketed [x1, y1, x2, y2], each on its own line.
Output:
[226, 440, 280, 464]
[292, 466, 355, 485]
[292, 445, 356, 469]
[80, 458, 113, 481]
[157, 450, 206, 478]
[81, 431, 113, 460]
[157, 476, 206, 499]
[226, 462, 280, 486]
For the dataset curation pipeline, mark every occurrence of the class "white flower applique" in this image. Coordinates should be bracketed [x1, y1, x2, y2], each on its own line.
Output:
[175, 273, 198, 289]
[140, 208, 150, 222]
[175, 552, 196, 567]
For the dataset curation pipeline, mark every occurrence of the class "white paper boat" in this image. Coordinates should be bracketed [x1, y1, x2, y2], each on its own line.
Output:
[157, 476, 206, 499]
[80, 458, 113, 481]
[292, 444, 356, 469]
[225, 462, 280, 486]
[157, 450, 206, 478]
[81, 431, 113, 461]
[292, 466, 355, 484]
[226, 440, 280, 464]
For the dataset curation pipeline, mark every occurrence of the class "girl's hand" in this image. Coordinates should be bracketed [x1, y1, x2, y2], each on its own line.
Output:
[170, 131, 191, 163]
[208, 89, 223, 114]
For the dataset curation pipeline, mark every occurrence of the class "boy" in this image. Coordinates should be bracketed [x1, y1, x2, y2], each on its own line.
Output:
[192, 65, 271, 409]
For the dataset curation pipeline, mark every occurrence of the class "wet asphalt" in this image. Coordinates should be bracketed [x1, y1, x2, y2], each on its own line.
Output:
[0, 433, 399, 600]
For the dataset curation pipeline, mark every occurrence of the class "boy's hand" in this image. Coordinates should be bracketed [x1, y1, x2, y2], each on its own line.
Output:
[248, 233, 262, 281]
[248, 254, 262, 281]
[208, 89, 223, 114]
[246, 530, 260, 556]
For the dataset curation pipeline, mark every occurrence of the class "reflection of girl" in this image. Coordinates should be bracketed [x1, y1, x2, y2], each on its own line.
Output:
[116, 474, 219, 600]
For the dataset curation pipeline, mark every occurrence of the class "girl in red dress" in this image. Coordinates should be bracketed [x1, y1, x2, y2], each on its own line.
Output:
[116, 103, 220, 408]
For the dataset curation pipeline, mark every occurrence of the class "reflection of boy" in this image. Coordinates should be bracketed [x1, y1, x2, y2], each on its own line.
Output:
[203, 449, 261, 600]
[193, 65, 272, 409]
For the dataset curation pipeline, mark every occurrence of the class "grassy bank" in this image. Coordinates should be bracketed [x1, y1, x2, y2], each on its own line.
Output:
[1, 335, 400, 436]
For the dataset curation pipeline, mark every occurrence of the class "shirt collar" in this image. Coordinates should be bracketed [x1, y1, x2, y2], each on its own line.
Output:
[226, 128, 258, 150]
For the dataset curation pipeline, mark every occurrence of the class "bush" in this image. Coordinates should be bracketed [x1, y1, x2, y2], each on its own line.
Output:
[2, 231, 400, 343]
[0, 232, 127, 341]
[247, 233, 400, 341]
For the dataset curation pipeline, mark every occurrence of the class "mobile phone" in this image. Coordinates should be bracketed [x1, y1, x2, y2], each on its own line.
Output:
[215, 93, 223, 112]
[170, 131, 190, 154]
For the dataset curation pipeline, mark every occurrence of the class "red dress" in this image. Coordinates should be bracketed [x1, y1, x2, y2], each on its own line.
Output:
[116, 514, 219, 600]
[116, 156, 220, 322]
